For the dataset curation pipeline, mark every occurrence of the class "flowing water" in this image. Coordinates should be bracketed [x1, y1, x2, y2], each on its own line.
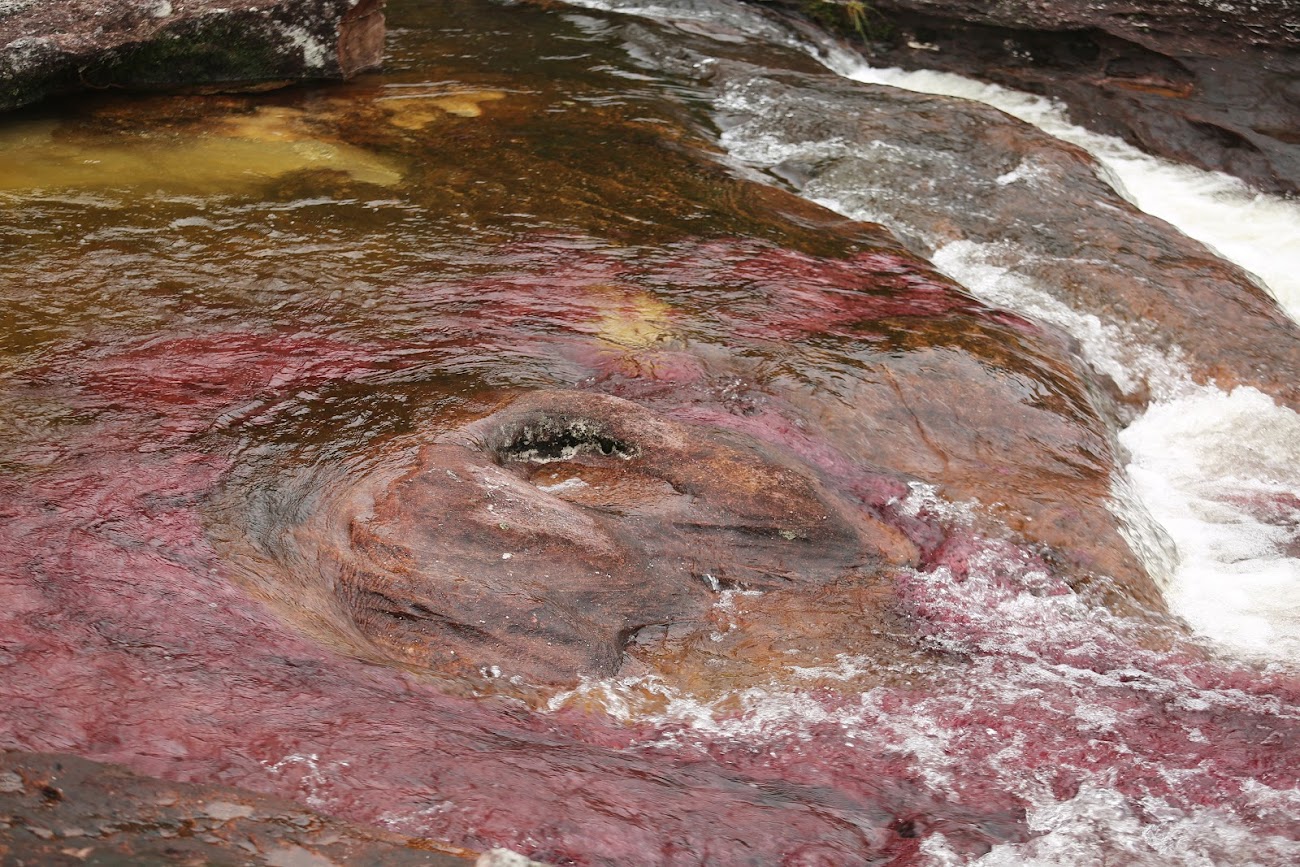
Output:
[2, 0, 1299, 864]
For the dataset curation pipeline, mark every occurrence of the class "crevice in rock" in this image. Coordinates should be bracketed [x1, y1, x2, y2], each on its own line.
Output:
[496, 417, 639, 464]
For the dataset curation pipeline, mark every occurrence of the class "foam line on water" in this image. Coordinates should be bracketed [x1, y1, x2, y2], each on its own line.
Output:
[686, 0, 1300, 661]
[1119, 387, 1300, 657]
[927, 240, 1300, 658]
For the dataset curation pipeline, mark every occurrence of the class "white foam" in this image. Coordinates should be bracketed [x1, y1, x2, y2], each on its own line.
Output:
[544, 526, 1300, 861]
[549, 2, 1300, 860]
[700, 7, 1300, 665]
[1119, 387, 1300, 656]
[563, 0, 1300, 321]
[931, 239, 1196, 401]
[947, 784, 1300, 866]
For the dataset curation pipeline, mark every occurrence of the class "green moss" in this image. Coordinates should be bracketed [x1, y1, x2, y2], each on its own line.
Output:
[83, 17, 307, 88]
[801, 0, 893, 43]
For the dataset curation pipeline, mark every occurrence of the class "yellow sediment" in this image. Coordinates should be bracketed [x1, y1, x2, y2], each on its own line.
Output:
[376, 89, 507, 129]
[589, 290, 676, 350]
[0, 106, 403, 192]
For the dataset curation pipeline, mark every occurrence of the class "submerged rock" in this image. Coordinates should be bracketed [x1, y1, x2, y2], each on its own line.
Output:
[211, 237, 1164, 704]
[271, 388, 919, 685]
[0, 0, 385, 112]
[0, 750, 474, 865]
[710, 64, 1300, 410]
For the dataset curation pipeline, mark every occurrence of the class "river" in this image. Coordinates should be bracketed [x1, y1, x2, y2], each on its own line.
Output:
[1, 0, 1298, 863]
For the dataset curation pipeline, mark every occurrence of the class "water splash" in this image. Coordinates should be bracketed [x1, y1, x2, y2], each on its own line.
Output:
[603, 0, 1300, 668]
[1120, 387, 1300, 657]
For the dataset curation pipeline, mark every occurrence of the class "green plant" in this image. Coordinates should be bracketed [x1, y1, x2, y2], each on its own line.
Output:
[802, 0, 892, 43]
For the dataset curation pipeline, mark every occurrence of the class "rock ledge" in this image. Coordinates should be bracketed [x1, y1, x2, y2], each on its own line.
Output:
[0, 0, 385, 111]
[770, 0, 1300, 194]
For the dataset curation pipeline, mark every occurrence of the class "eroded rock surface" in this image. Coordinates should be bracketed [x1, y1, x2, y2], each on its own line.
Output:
[770, 0, 1300, 194]
[0, 751, 473, 865]
[334, 390, 916, 683]
[0, 0, 385, 111]
[216, 237, 1165, 704]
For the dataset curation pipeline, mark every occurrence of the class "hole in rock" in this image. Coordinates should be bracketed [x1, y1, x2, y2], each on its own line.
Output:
[497, 416, 639, 464]
[1103, 52, 1194, 90]
[1061, 31, 1102, 64]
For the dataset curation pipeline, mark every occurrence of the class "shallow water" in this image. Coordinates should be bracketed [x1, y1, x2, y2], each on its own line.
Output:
[2, 0, 1299, 864]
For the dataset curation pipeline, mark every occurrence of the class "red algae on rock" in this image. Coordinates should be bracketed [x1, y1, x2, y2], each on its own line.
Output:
[2, 0, 1299, 859]
[7, 229, 1294, 864]
[0, 751, 475, 865]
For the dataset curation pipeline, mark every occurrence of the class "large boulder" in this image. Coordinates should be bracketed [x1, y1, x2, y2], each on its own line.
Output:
[0, 0, 385, 111]
[711, 65, 1300, 409]
[773, 0, 1300, 194]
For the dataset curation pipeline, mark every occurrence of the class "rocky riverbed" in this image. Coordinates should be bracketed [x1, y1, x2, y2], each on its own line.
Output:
[2, 0, 1298, 863]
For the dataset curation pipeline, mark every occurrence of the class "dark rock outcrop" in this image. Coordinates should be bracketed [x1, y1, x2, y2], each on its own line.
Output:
[778, 0, 1300, 194]
[0, 0, 385, 112]
[0, 750, 475, 865]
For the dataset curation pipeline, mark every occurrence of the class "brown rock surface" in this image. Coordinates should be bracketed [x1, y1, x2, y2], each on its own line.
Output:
[217, 250, 1166, 702]
[713, 65, 1300, 409]
[0, 750, 474, 865]
[324, 390, 918, 684]
[0, 0, 385, 111]
[772, 0, 1300, 194]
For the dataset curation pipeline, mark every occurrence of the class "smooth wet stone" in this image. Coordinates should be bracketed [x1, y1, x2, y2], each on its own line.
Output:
[314, 390, 918, 683]
[0, 0, 385, 112]
[0, 751, 474, 865]
[209, 239, 1167, 701]
[709, 65, 1300, 410]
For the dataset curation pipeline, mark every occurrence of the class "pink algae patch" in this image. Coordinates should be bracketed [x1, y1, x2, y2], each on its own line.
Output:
[1, 238, 1298, 864]
[0, 335, 1027, 864]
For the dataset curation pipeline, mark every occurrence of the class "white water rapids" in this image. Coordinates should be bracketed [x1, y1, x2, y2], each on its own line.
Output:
[563, 0, 1300, 663]
[807, 61, 1300, 664]
[554, 1, 1300, 863]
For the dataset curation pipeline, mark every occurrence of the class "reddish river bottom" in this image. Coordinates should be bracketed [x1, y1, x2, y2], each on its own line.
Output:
[1, 0, 1298, 864]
